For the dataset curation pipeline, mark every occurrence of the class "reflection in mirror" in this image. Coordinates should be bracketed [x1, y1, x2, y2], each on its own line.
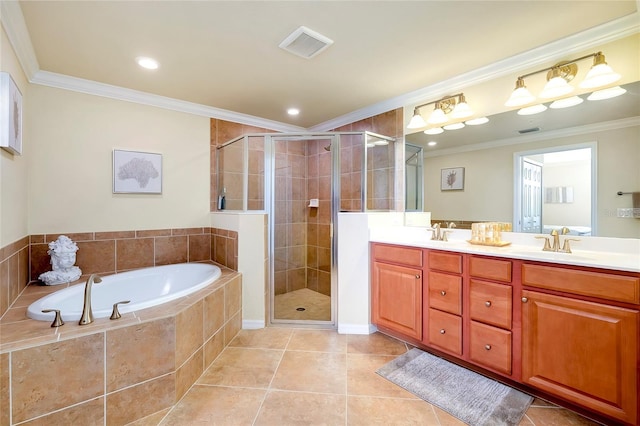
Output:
[406, 81, 640, 239]
[405, 144, 423, 211]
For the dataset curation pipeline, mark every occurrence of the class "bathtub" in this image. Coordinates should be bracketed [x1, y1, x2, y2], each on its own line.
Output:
[27, 263, 222, 322]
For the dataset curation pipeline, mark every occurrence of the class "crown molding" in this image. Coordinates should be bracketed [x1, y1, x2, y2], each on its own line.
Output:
[312, 11, 640, 131]
[3, 2, 638, 132]
[0, 0, 39, 79]
[423, 116, 640, 158]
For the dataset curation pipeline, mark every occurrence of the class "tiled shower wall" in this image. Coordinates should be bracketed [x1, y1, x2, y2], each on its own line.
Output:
[0, 227, 238, 318]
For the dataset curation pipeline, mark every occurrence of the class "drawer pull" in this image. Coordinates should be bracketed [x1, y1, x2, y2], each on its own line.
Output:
[439, 329, 446, 334]
[485, 301, 492, 307]
[521, 297, 528, 303]
[440, 290, 446, 296]
[415, 274, 421, 279]
[485, 344, 492, 351]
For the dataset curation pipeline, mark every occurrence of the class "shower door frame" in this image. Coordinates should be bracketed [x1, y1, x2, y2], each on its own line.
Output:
[266, 133, 341, 327]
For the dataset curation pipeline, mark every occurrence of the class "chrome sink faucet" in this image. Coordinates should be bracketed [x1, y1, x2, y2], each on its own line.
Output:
[79, 274, 102, 325]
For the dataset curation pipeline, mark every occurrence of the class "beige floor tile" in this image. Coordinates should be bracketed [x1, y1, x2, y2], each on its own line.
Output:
[431, 405, 468, 426]
[229, 327, 293, 350]
[159, 385, 266, 425]
[126, 407, 171, 425]
[255, 390, 346, 425]
[347, 353, 419, 399]
[518, 414, 535, 425]
[271, 350, 346, 394]
[524, 406, 603, 425]
[197, 347, 283, 388]
[347, 332, 408, 355]
[287, 328, 347, 352]
[347, 395, 440, 425]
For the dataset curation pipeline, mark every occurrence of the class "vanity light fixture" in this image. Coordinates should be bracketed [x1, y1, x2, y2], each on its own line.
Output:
[549, 95, 583, 109]
[442, 122, 465, 130]
[517, 104, 547, 115]
[407, 93, 483, 129]
[465, 116, 489, 125]
[587, 86, 627, 100]
[505, 51, 621, 107]
[423, 127, 444, 135]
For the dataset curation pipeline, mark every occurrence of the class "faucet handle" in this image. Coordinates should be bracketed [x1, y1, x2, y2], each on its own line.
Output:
[560, 226, 571, 235]
[447, 222, 456, 229]
[42, 309, 64, 327]
[441, 230, 453, 242]
[561, 238, 580, 253]
[110, 300, 131, 320]
[535, 236, 552, 251]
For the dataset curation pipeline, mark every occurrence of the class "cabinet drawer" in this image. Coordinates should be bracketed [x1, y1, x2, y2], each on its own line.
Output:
[469, 256, 512, 283]
[522, 264, 640, 304]
[428, 308, 462, 355]
[428, 251, 462, 274]
[469, 321, 512, 375]
[428, 272, 462, 315]
[470, 280, 512, 329]
[372, 244, 423, 267]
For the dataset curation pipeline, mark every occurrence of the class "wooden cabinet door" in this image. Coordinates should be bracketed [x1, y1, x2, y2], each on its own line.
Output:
[371, 261, 422, 340]
[522, 290, 639, 425]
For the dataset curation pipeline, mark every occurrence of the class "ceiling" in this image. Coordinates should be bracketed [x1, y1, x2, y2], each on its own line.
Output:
[11, 1, 640, 129]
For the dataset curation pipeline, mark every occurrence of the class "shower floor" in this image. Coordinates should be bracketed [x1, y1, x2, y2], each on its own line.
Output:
[274, 288, 331, 321]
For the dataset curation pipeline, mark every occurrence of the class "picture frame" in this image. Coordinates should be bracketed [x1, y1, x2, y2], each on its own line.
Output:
[113, 149, 162, 194]
[441, 167, 464, 191]
[0, 72, 23, 155]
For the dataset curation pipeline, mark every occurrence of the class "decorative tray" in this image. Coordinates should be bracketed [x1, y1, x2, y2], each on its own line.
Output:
[467, 240, 512, 247]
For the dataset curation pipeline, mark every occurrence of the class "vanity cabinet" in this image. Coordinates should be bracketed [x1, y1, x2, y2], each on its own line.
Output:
[521, 264, 639, 425]
[371, 244, 423, 340]
[468, 256, 514, 375]
[424, 251, 463, 355]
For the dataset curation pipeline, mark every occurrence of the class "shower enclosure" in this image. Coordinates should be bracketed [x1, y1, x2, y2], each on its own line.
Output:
[216, 131, 396, 326]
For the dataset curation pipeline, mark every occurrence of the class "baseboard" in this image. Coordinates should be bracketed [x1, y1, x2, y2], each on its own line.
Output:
[337, 323, 377, 335]
[242, 319, 265, 329]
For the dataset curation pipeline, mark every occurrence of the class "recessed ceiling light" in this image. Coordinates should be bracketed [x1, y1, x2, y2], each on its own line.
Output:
[136, 57, 159, 70]
[287, 108, 300, 116]
[427, 141, 437, 147]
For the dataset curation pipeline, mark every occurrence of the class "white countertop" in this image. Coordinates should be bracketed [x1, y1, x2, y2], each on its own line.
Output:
[369, 227, 640, 273]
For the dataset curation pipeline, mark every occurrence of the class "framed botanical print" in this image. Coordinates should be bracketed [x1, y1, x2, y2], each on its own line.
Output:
[0, 72, 22, 155]
[441, 167, 464, 191]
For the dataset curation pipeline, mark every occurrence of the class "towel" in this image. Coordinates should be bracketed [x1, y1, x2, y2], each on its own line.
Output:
[633, 192, 640, 218]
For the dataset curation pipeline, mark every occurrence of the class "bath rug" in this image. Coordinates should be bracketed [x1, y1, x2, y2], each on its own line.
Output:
[376, 348, 533, 426]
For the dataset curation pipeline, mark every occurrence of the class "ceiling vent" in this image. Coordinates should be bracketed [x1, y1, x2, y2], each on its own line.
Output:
[279, 26, 333, 59]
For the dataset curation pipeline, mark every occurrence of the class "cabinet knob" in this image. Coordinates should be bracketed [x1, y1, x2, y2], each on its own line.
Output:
[439, 329, 446, 334]
[415, 274, 421, 279]
[485, 301, 492, 307]
[521, 297, 529, 303]
[440, 290, 446, 296]
[485, 344, 492, 351]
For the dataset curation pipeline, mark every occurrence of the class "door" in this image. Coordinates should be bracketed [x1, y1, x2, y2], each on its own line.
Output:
[520, 159, 542, 233]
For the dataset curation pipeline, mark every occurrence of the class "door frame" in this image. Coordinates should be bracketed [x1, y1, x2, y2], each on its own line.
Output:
[513, 142, 597, 235]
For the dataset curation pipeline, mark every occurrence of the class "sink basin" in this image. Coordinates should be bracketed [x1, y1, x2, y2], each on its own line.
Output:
[507, 249, 595, 262]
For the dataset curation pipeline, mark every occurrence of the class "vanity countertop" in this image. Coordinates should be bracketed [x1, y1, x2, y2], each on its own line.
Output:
[369, 227, 640, 273]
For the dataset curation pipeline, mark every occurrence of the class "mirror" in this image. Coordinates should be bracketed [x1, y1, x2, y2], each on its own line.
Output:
[405, 81, 640, 239]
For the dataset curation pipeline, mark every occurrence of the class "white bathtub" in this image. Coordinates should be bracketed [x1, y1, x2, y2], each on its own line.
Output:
[27, 263, 222, 322]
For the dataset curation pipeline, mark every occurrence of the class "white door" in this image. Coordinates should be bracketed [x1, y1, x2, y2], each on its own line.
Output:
[521, 159, 542, 233]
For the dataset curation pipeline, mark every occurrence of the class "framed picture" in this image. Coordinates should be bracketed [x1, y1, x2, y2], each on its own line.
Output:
[441, 167, 464, 191]
[113, 149, 162, 194]
[0, 72, 23, 155]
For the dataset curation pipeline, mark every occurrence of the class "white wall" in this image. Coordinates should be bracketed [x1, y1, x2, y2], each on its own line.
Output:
[26, 85, 211, 233]
[0, 26, 29, 247]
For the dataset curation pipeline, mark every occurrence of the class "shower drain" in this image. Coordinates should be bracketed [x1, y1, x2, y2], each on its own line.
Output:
[296, 307, 306, 311]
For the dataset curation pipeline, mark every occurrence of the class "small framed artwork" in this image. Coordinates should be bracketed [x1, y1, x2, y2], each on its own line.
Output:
[0, 72, 23, 155]
[113, 149, 162, 194]
[441, 167, 464, 191]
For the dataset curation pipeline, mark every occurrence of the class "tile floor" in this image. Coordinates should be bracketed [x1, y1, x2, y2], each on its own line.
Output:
[136, 328, 601, 425]
[274, 289, 331, 321]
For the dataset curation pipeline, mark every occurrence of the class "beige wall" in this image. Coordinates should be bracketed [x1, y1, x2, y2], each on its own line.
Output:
[27, 85, 211, 234]
[0, 26, 29, 247]
[425, 125, 640, 238]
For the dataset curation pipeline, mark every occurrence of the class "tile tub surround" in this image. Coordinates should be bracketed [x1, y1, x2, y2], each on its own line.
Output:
[0, 237, 30, 321]
[0, 266, 242, 425]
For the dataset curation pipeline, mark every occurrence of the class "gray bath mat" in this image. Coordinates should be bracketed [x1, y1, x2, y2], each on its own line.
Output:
[377, 348, 533, 426]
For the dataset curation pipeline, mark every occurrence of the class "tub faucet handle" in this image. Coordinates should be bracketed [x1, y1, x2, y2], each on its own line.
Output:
[110, 300, 130, 320]
[42, 309, 64, 327]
